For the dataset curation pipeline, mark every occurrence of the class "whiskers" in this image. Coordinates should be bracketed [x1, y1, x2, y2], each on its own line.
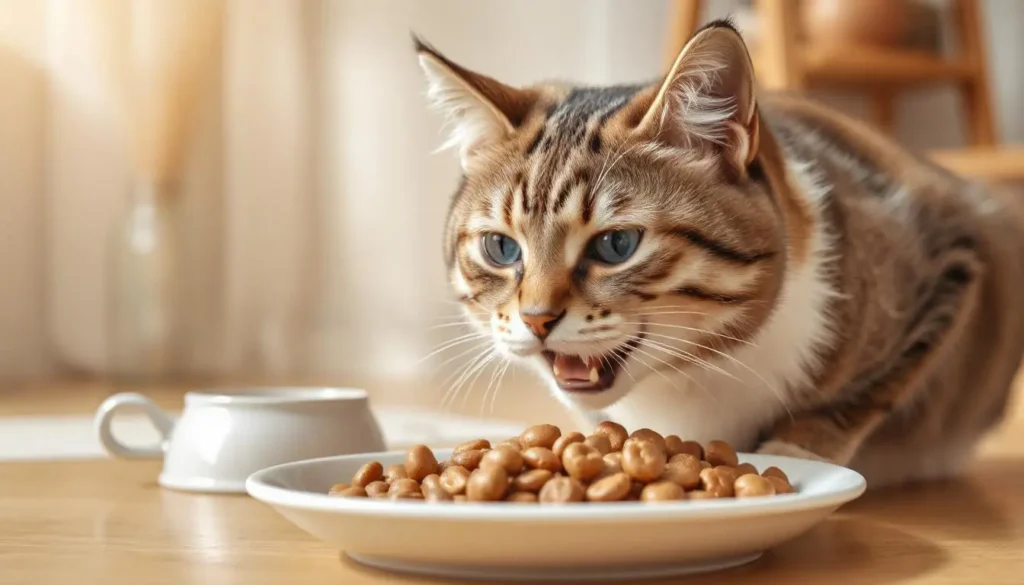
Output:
[421, 318, 515, 416]
[621, 328, 792, 419]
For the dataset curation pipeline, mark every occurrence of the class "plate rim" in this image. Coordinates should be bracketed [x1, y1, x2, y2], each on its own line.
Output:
[245, 450, 866, 522]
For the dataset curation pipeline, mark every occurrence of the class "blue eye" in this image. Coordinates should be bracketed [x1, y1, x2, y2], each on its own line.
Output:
[482, 233, 521, 266]
[589, 229, 642, 264]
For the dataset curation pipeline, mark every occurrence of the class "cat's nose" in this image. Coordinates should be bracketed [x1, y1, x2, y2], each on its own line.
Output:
[520, 310, 566, 340]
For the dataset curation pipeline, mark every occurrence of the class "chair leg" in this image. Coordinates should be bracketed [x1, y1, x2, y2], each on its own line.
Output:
[951, 0, 997, 145]
[754, 0, 804, 91]
[871, 91, 898, 134]
[664, 0, 702, 69]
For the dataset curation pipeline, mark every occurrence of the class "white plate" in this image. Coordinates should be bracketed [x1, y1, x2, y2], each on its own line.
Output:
[246, 449, 866, 581]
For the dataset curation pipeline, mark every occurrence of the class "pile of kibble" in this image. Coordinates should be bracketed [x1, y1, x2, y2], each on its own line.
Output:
[327, 422, 795, 503]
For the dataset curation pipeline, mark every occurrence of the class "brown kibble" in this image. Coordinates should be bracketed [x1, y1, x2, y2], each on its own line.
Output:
[629, 480, 645, 500]
[735, 463, 758, 477]
[384, 464, 408, 483]
[630, 428, 667, 451]
[678, 440, 704, 460]
[439, 465, 471, 495]
[705, 440, 739, 467]
[389, 478, 421, 495]
[452, 448, 488, 470]
[640, 481, 685, 502]
[584, 433, 613, 456]
[522, 447, 562, 473]
[539, 476, 584, 503]
[421, 474, 453, 502]
[593, 421, 629, 451]
[454, 438, 491, 454]
[466, 466, 508, 501]
[659, 454, 702, 489]
[551, 432, 585, 458]
[335, 486, 368, 498]
[480, 445, 524, 474]
[507, 491, 540, 503]
[421, 474, 442, 491]
[497, 437, 523, 451]
[621, 437, 667, 483]
[405, 444, 439, 481]
[520, 424, 561, 449]
[762, 466, 790, 483]
[735, 474, 777, 498]
[561, 442, 604, 482]
[597, 451, 623, 479]
[699, 467, 735, 497]
[388, 478, 423, 499]
[715, 465, 740, 485]
[331, 426, 795, 503]
[766, 475, 795, 494]
[365, 481, 389, 498]
[351, 461, 384, 488]
[585, 472, 631, 502]
[424, 488, 453, 502]
[664, 435, 686, 458]
[512, 469, 553, 493]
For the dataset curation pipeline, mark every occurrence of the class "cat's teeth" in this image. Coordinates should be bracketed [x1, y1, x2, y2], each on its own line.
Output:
[553, 364, 561, 377]
[589, 367, 599, 384]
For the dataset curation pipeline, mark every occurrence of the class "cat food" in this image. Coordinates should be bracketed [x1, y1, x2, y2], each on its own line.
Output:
[327, 423, 797, 503]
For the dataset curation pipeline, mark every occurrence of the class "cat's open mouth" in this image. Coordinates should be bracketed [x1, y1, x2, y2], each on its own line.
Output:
[542, 335, 643, 392]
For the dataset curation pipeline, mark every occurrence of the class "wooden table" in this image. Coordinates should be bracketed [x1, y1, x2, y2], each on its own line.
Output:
[1, 383, 1022, 585]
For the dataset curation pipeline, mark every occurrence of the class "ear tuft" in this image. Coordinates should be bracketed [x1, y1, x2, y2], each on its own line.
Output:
[638, 23, 759, 175]
[414, 37, 534, 172]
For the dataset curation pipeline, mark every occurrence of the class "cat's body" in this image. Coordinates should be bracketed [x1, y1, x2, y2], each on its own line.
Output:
[606, 94, 1024, 486]
[416, 21, 1024, 487]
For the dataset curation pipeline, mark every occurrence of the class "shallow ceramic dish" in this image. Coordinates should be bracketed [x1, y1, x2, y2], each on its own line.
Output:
[247, 448, 865, 581]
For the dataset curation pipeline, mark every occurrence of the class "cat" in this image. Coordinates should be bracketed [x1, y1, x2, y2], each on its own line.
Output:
[414, 20, 1024, 487]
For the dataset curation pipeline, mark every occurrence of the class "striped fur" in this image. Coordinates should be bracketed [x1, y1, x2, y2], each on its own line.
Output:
[416, 22, 1024, 488]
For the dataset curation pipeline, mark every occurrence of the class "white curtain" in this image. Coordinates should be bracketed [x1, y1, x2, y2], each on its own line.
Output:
[0, 0, 671, 420]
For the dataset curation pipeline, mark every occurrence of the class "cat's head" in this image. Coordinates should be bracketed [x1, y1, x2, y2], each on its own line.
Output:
[417, 21, 788, 410]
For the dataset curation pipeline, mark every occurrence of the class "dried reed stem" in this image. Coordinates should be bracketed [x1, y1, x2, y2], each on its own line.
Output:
[89, 0, 225, 195]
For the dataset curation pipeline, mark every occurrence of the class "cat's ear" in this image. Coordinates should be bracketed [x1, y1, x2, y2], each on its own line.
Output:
[635, 20, 759, 176]
[414, 35, 536, 172]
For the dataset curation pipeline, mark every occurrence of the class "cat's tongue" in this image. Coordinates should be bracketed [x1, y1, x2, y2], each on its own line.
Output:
[553, 353, 599, 383]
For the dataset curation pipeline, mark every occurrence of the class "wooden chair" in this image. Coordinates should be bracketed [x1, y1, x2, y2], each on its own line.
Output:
[664, 0, 1024, 182]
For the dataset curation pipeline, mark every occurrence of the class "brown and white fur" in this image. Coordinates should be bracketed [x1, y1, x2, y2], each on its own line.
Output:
[415, 21, 1024, 487]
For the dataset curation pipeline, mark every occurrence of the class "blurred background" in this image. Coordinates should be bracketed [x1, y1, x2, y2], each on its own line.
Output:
[1, 0, 1022, 428]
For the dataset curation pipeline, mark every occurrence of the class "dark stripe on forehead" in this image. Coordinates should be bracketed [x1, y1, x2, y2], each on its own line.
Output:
[503, 171, 521, 226]
[552, 167, 590, 214]
[550, 85, 644, 130]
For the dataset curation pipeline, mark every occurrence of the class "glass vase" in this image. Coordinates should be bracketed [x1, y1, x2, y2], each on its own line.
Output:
[106, 181, 183, 383]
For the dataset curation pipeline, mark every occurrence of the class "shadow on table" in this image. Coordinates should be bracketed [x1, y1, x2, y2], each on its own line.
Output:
[341, 516, 946, 585]
[845, 456, 1020, 542]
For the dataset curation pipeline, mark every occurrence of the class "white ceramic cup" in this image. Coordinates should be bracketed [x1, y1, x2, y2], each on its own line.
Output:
[94, 387, 387, 493]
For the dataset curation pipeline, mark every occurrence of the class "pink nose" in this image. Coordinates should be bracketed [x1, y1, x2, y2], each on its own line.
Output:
[520, 311, 564, 340]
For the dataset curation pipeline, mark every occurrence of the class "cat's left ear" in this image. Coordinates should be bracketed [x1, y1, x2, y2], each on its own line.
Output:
[635, 20, 759, 176]
[414, 35, 537, 172]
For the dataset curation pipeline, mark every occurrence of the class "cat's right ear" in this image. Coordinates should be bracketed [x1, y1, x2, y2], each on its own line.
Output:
[414, 35, 536, 172]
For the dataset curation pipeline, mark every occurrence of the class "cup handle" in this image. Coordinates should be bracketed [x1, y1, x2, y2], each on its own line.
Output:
[95, 392, 176, 459]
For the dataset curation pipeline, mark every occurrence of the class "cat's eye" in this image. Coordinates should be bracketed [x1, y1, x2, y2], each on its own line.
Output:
[588, 228, 642, 264]
[481, 233, 522, 266]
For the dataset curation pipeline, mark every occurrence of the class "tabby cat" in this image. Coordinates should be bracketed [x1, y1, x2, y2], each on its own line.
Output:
[415, 21, 1024, 487]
